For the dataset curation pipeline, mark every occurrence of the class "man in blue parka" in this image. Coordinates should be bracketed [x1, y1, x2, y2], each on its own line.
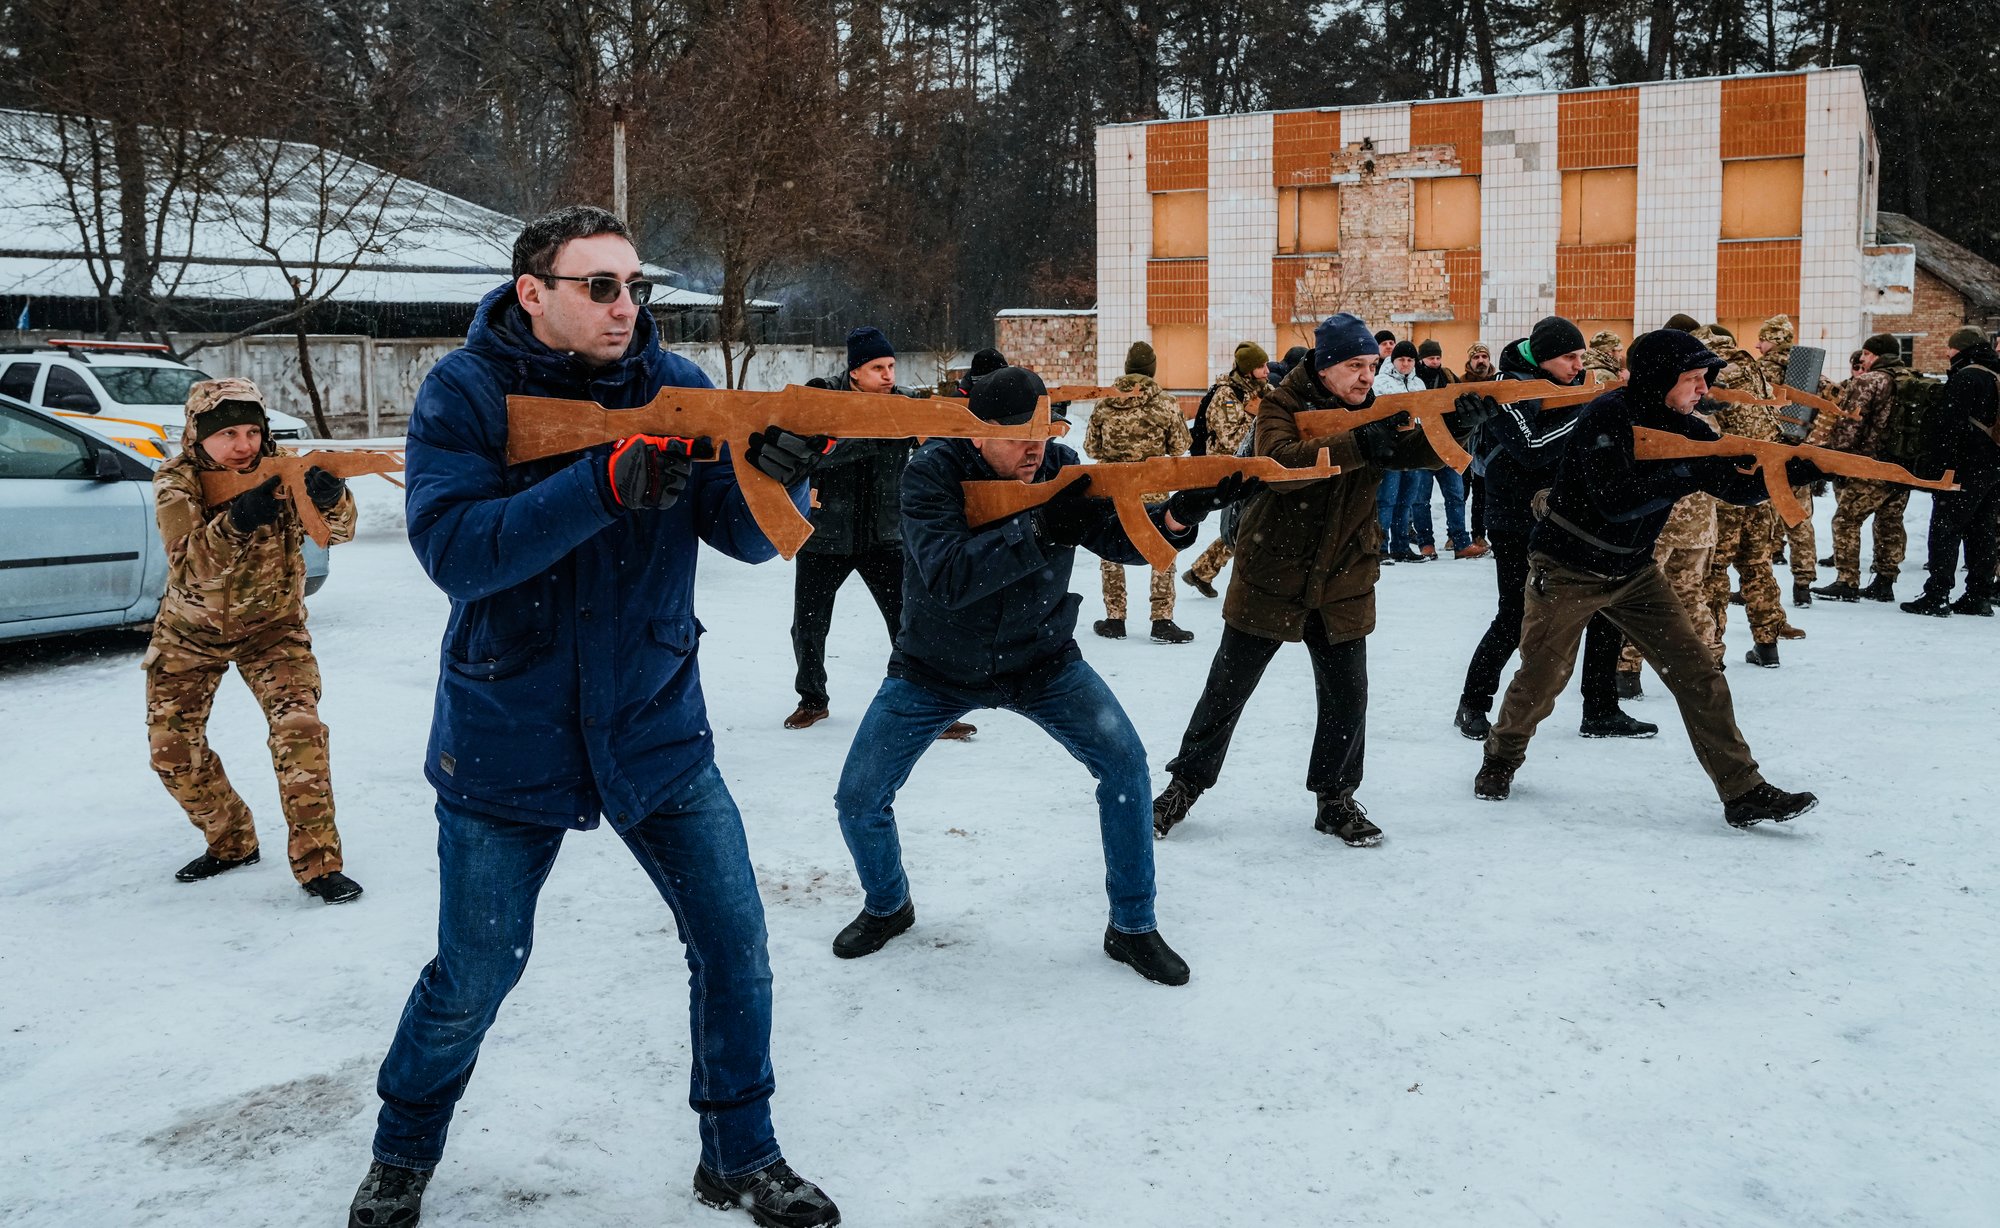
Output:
[348, 207, 841, 1228]
[826, 366, 1259, 988]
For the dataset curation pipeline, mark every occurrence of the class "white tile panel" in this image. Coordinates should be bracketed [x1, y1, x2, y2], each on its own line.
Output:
[1479, 92, 1560, 340]
[1341, 103, 1411, 155]
[1206, 113, 1276, 378]
[1635, 79, 1722, 329]
[1802, 68, 1868, 379]
[1095, 125, 1150, 385]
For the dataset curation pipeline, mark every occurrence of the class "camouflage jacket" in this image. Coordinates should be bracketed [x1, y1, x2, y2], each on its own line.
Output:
[1828, 366, 1898, 458]
[1702, 332, 1782, 443]
[1084, 373, 1191, 501]
[1203, 370, 1263, 456]
[1582, 347, 1623, 385]
[152, 426, 355, 653]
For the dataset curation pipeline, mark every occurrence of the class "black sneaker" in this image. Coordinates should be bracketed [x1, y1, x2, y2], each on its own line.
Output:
[1818, 554, 1834, 567]
[1152, 777, 1201, 839]
[694, 1159, 840, 1227]
[831, 901, 914, 959]
[1950, 594, 1995, 617]
[304, 871, 364, 905]
[349, 1160, 432, 1228]
[1793, 583, 1812, 607]
[1453, 701, 1491, 740]
[1579, 709, 1658, 738]
[1181, 569, 1218, 598]
[174, 849, 260, 882]
[1388, 548, 1425, 563]
[1811, 580, 1861, 602]
[1744, 641, 1781, 668]
[1615, 670, 1643, 700]
[1729, 589, 1745, 606]
[1474, 756, 1517, 801]
[1900, 592, 1952, 617]
[1859, 575, 1897, 602]
[1103, 926, 1190, 986]
[1150, 618, 1195, 644]
[1092, 617, 1126, 639]
[1313, 791, 1382, 846]
[1724, 783, 1818, 828]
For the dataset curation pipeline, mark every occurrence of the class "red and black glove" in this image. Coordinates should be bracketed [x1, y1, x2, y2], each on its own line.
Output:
[607, 435, 712, 510]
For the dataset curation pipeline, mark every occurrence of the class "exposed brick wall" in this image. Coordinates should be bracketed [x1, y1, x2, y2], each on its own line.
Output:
[1272, 143, 1456, 330]
[994, 313, 1098, 386]
[1884, 267, 1970, 373]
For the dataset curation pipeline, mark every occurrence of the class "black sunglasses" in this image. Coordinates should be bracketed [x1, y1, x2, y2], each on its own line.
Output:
[540, 273, 655, 306]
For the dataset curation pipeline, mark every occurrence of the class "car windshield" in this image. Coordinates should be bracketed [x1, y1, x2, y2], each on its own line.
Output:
[90, 366, 210, 405]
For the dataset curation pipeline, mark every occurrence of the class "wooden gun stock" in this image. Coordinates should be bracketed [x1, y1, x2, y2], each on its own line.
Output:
[199, 450, 402, 547]
[1290, 378, 1595, 470]
[506, 384, 1067, 560]
[1630, 426, 1957, 526]
[961, 451, 1340, 571]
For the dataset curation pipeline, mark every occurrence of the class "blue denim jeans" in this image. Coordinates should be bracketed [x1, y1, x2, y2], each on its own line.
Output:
[834, 659, 1158, 933]
[1376, 471, 1419, 553]
[371, 762, 780, 1179]
[1433, 467, 1472, 549]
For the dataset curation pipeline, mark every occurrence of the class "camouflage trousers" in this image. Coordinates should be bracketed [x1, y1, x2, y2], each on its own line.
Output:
[1709, 503, 1786, 645]
[144, 623, 342, 883]
[1830, 479, 1910, 585]
[1779, 485, 1816, 584]
[1621, 544, 1717, 671]
[1101, 560, 1175, 621]
[1187, 538, 1233, 585]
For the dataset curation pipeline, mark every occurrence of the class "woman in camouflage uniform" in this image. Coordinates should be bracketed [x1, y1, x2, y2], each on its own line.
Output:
[146, 377, 361, 903]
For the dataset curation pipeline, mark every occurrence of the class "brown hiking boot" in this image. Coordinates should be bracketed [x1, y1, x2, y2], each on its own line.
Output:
[1776, 623, 1806, 640]
[1474, 756, 1518, 801]
[937, 721, 977, 741]
[1181, 568, 1218, 598]
[783, 705, 830, 730]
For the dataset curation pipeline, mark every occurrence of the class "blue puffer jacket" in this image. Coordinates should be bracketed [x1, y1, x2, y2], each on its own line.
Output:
[888, 438, 1194, 704]
[404, 284, 806, 830]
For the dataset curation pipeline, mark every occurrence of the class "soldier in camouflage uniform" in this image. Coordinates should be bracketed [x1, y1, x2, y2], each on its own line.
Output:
[146, 377, 361, 903]
[1086, 341, 1195, 642]
[1750, 315, 1833, 603]
[1183, 342, 1267, 597]
[1616, 484, 1719, 696]
[1696, 327, 1797, 667]
[1583, 330, 1625, 385]
[1814, 334, 1913, 602]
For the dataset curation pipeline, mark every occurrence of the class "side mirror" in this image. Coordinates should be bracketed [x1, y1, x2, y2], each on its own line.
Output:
[92, 449, 125, 481]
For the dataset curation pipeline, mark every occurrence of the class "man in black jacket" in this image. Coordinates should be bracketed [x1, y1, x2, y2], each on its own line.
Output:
[1454, 316, 1653, 741]
[1902, 327, 2000, 618]
[825, 367, 1256, 986]
[785, 326, 974, 741]
[1473, 328, 1821, 830]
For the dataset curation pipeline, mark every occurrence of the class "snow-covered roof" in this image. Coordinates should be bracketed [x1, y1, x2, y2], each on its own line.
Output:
[0, 109, 771, 311]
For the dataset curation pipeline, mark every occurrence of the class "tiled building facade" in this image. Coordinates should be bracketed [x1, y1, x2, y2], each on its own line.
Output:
[1092, 68, 1906, 389]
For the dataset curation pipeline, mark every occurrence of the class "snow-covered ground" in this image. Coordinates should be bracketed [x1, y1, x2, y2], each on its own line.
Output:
[3, 474, 1995, 1227]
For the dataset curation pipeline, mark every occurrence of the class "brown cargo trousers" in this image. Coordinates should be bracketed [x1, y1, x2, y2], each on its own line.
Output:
[1619, 543, 1717, 671]
[1101, 560, 1175, 621]
[145, 623, 343, 883]
[1487, 554, 1765, 802]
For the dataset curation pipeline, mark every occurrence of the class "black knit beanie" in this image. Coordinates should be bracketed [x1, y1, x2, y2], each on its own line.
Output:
[1526, 316, 1586, 366]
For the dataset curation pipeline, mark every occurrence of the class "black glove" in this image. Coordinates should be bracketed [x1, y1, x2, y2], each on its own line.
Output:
[303, 465, 346, 511]
[228, 475, 284, 533]
[607, 434, 706, 510]
[1032, 475, 1105, 548]
[1445, 393, 1500, 441]
[1165, 472, 1264, 526]
[1783, 456, 1825, 487]
[747, 426, 831, 487]
[1351, 416, 1409, 467]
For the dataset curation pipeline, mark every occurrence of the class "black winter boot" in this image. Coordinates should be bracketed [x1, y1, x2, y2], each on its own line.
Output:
[1453, 701, 1491, 740]
[1900, 591, 1952, 617]
[1181, 569, 1218, 598]
[1793, 582, 1812, 607]
[1152, 777, 1201, 839]
[1950, 594, 1995, 617]
[1724, 783, 1818, 828]
[1579, 708, 1659, 738]
[1811, 580, 1861, 602]
[349, 1160, 432, 1228]
[1474, 756, 1517, 801]
[304, 871, 364, 904]
[1150, 618, 1195, 644]
[1314, 791, 1382, 846]
[1859, 575, 1897, 602]
[1615, 670, 1643, 700]
[1744, 641, 1781, 668]
[1092, 618, 1126, 639]
[175, 849, 260, 882]
[831, 902, 915, 959]
[1103, 926, 1191, 986]
[694, 1159, 841, 1227]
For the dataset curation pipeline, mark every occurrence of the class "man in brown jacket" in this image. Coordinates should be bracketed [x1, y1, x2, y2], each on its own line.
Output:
[146, 378, 361, 903]
[1151, 313, 1492, 847]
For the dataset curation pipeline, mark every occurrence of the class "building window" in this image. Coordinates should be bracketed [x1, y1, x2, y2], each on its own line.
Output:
[1559, 167, 1637, 247]
[1895, 335, 1917, 366]
[1721, 157, 1804, 240]
[1276, 186, 1338, 254]
[1413, 177, 1479, 251]
[1152, 191, 1208, 259]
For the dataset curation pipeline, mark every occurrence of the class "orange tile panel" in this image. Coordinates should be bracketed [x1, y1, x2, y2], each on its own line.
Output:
[1557, 87, 1638, 170]
[1554, 243, 1635, 321]
[1148, 258, 1209, 326]
[1147, 121, 1208, 193]
[1410, 100, 1483, 176]
[1272, 110, 1341, 186]
[1716, 240, 1801, 320]
[1720, 75, 1806, 160]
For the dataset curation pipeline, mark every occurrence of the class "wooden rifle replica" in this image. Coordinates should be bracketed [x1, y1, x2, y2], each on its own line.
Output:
[505, 385, 1068, 560]
[933, 385, 1127, 404]
[1630, 427, 1955, 527]
[961, 451, 1341, 571]
[199, 450, 404, 547]
[1290, 378, 1605, 471]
